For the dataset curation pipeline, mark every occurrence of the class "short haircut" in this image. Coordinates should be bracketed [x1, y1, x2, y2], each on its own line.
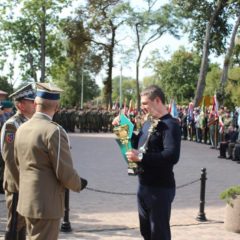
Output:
[35, 96, 59, 111]
[141, 85, 165, 104]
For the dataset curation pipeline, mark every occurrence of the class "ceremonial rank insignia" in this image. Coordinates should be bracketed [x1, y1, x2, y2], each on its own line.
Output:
[5, 132, 14, 143]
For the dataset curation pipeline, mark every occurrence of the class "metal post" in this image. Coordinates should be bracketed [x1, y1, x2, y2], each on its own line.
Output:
[119, 65, 122, 109]
[81, 69, 84, 109]
[60, 189, 72, 232]
[196, 168, 207, 221]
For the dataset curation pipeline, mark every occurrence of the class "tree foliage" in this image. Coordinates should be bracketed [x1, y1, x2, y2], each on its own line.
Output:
[112, 75, 138, 105]
[0, 76, 13, 94]
[0, 0, 69, 82]
[74, 0, 130, 108]
[127, 0, 182, 109]
[51, 18, 101, 107]
[147, 48, 201, 104]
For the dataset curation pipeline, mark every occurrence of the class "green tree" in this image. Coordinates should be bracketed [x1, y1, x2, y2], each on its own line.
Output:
[0, 76, 13, 94]
[0, 0, 70, 83]
[51, 17, 101, 107]
[225, 67, 240, 107]
[74, 0, 130, 108]
[204, 64, 221, 96]
[112, 75, 138, 106]
[220, 8, 240, 87]
[148, 48, 201, 104]
[172, 0, 234, 106]
[127, 1, 181, 110]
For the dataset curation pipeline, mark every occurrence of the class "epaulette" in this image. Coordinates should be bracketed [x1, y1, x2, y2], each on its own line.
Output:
[5, 117, 20, 129]
[50, 120, 62, 129]
[50, 121, 71, 148]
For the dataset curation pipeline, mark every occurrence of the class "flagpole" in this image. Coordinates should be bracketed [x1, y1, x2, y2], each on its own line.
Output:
[119, 65, 123, 109]
[81, 68, 84, 109]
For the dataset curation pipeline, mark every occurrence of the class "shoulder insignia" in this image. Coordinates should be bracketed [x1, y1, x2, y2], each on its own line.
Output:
[5, 132, 15, 143]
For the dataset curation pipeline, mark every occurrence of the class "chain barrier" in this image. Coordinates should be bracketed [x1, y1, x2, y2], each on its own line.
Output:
[86, 178, 200, 196]
[0, 179, 201, 201]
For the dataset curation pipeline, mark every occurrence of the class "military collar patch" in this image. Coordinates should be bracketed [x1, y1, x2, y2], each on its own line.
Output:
[5, 132, 14, 143]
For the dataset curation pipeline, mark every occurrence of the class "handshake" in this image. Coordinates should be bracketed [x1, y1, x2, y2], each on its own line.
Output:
[80, 177, 88, 191]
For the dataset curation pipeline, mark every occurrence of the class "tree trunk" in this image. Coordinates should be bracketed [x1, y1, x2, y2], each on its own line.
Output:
[105, 22, 116, 109]
[106, 47, 113, 109]
[40, 5, 46, 83]
[220, 13, 240, 87]
[136, 56, 141, 111]
[135, 23, 142, 111]
[27, 52, 37, 82]
[193, 0, 226, 107]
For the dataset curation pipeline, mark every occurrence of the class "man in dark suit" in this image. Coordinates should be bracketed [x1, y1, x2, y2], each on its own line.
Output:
[115, 85, 181, 240]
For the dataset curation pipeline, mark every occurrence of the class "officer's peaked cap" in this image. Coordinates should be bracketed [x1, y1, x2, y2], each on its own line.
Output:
[9, 83, 36, 101]
[36, 82, 63, 100]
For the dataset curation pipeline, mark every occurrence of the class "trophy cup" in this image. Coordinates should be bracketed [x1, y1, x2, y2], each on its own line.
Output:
[113, 114, 138, 175]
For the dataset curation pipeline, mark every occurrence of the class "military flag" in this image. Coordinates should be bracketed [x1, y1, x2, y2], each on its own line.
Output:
[199, 96, 205, 128]
[212, 93, 219, 117]
[169, 99, 178, 118]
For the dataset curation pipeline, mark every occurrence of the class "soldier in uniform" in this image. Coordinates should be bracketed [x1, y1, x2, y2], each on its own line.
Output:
[13, 83, 87, 240]
[1, 84, 36, 240]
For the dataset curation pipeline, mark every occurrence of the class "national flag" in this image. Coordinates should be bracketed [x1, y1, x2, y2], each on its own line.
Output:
[128, 99, 134, 116]
[212, 93, 219, 117]
[199, 97, 205, 128]
[112, 98, 119, 110]
[218, 115, 224, 133]
[122, 98, 128, 115]
[188, 101, 194, 121]
[170, 99, 178, 118]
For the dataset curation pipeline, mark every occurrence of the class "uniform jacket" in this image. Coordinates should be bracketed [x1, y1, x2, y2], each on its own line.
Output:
[14, 112, 82, 219]
[132, 114, 181, 188]
[1, 112, 27, 192]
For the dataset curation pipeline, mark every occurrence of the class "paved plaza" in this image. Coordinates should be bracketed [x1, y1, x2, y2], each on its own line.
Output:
[0, 133, 240, 239]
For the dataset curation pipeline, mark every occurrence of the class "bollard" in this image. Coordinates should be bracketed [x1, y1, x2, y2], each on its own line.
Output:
[196, 168, 207, 221]
[60, 189, 72, 232]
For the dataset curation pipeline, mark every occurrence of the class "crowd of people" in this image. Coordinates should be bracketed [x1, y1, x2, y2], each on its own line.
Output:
[176, 104, 240, 162]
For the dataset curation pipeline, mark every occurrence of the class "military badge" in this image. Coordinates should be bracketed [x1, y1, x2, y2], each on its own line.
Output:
[5, 132, 14, 143]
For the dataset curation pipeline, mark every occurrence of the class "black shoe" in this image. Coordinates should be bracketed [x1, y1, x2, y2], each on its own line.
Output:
[80, 178, 88, 190]
[218, 155, 226, 159]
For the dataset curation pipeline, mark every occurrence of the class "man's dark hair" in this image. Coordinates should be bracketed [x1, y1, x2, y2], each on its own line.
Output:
[141, 85, 165, 104]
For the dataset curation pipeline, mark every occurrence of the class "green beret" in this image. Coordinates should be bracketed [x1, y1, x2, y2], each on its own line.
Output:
[1, 100, 13, 108]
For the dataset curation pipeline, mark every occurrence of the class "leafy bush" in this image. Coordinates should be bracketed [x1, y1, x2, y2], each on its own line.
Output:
[220, 185, 240, 205]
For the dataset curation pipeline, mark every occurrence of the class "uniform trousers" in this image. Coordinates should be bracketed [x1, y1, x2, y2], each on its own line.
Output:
[25, 218, 60, 240]
[137, 185, 175, 240]
[5, 190, 25, 231]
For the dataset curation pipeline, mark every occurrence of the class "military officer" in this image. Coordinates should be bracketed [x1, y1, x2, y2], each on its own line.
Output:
[13, 82, 87, 240]
[1, 84, 36, 240]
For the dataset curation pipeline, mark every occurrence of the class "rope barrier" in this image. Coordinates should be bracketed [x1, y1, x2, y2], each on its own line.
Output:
[0, 179, 201, 202]
[85, 178, 200, 196]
